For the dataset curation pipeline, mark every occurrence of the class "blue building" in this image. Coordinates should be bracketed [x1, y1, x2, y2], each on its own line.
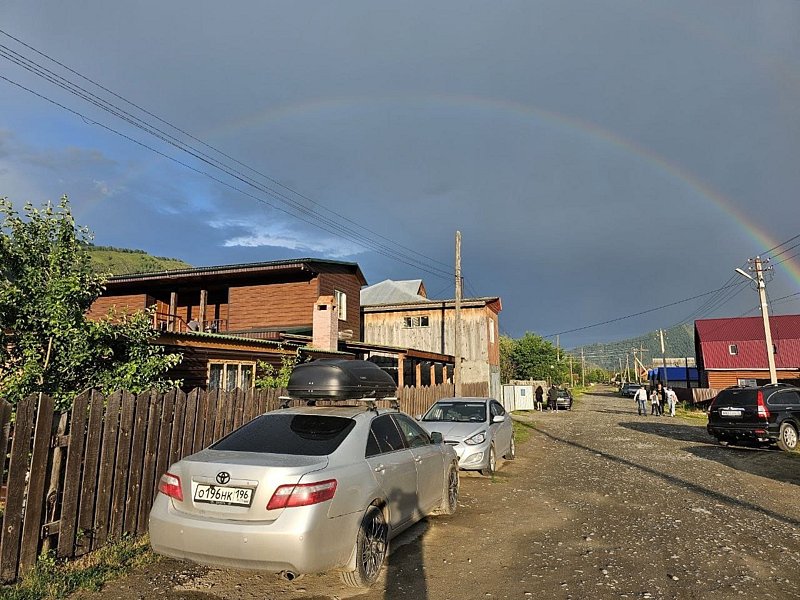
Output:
[647, 366, 699, 389]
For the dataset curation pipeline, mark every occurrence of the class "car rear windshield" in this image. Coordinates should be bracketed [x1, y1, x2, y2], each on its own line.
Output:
[211, 414, 356, 455]
[423, 402, 487, 422]
[714, 389, 757, 407]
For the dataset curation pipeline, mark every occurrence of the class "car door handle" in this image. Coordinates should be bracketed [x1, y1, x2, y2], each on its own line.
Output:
[374, 464, 385, 473]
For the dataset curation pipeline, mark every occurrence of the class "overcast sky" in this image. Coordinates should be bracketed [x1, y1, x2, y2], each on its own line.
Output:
[2, 1, 799, 349]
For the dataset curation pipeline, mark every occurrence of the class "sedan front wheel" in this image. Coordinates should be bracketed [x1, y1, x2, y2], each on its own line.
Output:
[481, 445, 496, 476]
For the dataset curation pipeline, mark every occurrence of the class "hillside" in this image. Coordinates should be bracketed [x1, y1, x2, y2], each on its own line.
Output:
[574, 323, 695, 371]
[86, 245, 191, 276]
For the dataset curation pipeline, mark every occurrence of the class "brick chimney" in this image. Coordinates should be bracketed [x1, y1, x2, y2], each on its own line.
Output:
[312, 295, 339, 351]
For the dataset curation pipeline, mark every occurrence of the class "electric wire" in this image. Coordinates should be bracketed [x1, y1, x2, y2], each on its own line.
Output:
[0, 35, 456, 279]
[0, 72, 455, 280]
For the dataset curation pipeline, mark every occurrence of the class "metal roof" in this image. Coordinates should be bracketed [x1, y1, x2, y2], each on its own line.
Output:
[695, 314, 800, 370]
[360, 279, 427, 305]
[106, 258, 367, 286]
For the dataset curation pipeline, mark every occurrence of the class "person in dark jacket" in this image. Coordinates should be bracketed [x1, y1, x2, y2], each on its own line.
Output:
[547, 385, 558, 411]
[535, 385, 544, 411]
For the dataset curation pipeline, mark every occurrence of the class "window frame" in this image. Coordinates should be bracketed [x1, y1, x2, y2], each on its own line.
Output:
[366, 414, 408, 456]
[392, 413, 432, 448]
[402, 315, 430, 328]
[207, 360, 257, 391]
[728, 344, 738, 356]
[334, 289, 347, 321]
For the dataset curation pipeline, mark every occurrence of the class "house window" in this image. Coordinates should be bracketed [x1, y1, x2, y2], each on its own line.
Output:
[737, 378, 757, 388]
[488, 320, 495, 344]
[208, 361, 256, 391]
[334, 289, 347, 321]
[728, 344, 738, 356]
[402, 315, 430, 328]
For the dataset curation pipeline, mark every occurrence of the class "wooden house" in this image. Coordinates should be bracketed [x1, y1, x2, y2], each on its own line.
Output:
[360, 279, 502, 399]
[87, 259, 365, 390]
[695, 315, 800, 388]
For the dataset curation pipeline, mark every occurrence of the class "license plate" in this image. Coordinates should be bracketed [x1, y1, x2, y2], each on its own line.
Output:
[193, 484, 254, 507]
[720, 409, 742, 418]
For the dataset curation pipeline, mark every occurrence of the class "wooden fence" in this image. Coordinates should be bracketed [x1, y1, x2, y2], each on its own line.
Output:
[0, 380, 486, 583]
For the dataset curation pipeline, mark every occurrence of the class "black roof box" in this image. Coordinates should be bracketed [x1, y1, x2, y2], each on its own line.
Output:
[287, 359, 397, 400]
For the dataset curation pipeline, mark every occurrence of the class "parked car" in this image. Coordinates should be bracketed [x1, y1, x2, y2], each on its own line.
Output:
[707, 383, 800, 452]
[418, 397, 514, 475]
[149, 405, 459, 588]
[620, 382, 642, 397]
[556, 388, 573, 410]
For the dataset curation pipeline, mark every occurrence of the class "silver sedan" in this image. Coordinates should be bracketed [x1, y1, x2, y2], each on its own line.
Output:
[149, 405, 459, 587]
[419, 397, 515, 475]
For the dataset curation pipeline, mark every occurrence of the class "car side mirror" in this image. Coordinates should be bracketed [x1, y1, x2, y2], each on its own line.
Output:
[415, 414, 422, 421]
[492, 415, 506, 423]
[430, 431, 444, 444]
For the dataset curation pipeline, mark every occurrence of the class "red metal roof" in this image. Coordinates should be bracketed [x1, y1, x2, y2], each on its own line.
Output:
[695, 315, 800, 370]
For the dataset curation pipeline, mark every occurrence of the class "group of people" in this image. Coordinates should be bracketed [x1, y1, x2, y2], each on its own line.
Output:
[534, 384, 562, 411]
[632, 382, 677, 417]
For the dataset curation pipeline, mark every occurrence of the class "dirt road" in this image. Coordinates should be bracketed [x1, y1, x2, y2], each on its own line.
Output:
[74, 387, 800, 600]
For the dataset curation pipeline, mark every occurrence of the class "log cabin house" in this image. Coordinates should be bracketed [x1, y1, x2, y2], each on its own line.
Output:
[88, 259, 455, 391]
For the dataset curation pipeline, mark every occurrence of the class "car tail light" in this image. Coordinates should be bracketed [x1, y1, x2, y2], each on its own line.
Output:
[267, 479, 337, 510]
[158, 472, 183, 502]
[757, 390, 770, 420]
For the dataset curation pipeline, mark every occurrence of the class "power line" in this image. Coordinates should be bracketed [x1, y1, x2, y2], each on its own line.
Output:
[541, 281, 746, 339]
[0, 32, 457, 279]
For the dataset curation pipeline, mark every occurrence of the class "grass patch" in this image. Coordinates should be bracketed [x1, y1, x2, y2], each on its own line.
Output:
[675, 403, 709, 422]
[512, 417, 536, 445]
[1, 535, 156, 600]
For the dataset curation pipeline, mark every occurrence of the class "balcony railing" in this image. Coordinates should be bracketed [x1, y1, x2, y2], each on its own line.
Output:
[153, 312, 228, 334]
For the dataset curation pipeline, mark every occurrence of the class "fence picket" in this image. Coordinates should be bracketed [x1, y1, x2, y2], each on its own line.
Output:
[202, 389, 218, 448]
[181, 389, 199, 459]
[169, 389, 187, 466]
[192, 389, 209, 454]
[18, 394, 55, 573]
[137, 391, 163, 534]
[212, 388, 226, 442]
[56, 390, 91, 558]
[0, 394, 36, 582]
[154, 389, 176, 499]
[123, 392, 151, 534]
[76, 390, 105, 556]
[93, 391, 121, 549]
[109, 391, 136, 540]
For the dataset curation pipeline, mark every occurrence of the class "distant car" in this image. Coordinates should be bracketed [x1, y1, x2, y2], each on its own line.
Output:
[621, 383, 642, 397]
[149, 363, 460, 588]
[419, 397, 515, 475]
[707, 383, 800, 452]
[556, 388, 573, 410]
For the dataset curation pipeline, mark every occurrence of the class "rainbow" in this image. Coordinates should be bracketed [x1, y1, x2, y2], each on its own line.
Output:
[208, 93, 800, 287]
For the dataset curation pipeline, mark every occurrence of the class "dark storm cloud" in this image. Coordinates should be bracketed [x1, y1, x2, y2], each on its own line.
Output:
[1, 0, 799, 346]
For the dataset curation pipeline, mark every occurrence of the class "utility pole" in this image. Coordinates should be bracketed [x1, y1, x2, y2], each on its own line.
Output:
[454, 231, 463, 396]
[569, 355, 574, 387]
[736, 257, 777, 384]
[659, 329, 669, 388]
[618, 357, 623, 383]
[556, 335, 560, 363]
[625, 354, 630, 382]
[581, 347, 586, 387]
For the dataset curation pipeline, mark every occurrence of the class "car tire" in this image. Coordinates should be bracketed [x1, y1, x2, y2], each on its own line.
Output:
[504, 435, 516, 460]
[777, 422, 798, 452]
[481, 445, 496, 476]
[340, 506, 388, 588]
[433, 465, 459, 516]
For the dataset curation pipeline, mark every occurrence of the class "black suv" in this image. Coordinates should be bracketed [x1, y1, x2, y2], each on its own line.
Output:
[707, 384, 800, 452]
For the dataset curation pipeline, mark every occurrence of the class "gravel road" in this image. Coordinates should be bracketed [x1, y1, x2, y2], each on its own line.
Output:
[74, 387, 800, 600]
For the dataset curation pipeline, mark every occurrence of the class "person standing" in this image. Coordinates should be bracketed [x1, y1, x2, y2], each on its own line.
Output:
[650, 388, 660, 416]
[634, 384, 648, 416]
[655, 382, 667, 416]
[667, 387, 677, 417]
[548, 385, 558, 412]
[535, 385, 544, 411]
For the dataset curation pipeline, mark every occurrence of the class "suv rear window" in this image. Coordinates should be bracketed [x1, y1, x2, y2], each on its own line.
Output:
[714, 389, 757, 407]
[211, 414, 356, 456]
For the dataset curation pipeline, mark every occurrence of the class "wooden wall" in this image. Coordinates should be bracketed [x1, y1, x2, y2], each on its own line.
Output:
[228, 279, 318, 330]
[86, 294, 150, 320]
[706, 370, 800, 388]
[318, 272, 362, 340]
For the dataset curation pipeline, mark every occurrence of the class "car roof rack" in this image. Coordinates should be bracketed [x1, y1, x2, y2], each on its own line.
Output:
[278, 396, 400, 411]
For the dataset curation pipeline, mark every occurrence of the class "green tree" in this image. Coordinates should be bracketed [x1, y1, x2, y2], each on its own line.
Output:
[255, 352, 298, 389]
[498, 335, 517, 384]
[504, 332, 569, 384]
[0, 196, 181, 407]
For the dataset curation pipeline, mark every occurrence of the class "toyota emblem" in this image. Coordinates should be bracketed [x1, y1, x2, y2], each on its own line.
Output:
[216, 471, 230, 485]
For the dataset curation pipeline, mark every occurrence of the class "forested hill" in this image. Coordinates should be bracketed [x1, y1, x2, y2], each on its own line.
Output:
[574, 323, 695, 371]
[86, 245, 191, 275]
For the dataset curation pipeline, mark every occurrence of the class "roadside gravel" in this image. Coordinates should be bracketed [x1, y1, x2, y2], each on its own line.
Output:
[72, 387, 799, 600]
